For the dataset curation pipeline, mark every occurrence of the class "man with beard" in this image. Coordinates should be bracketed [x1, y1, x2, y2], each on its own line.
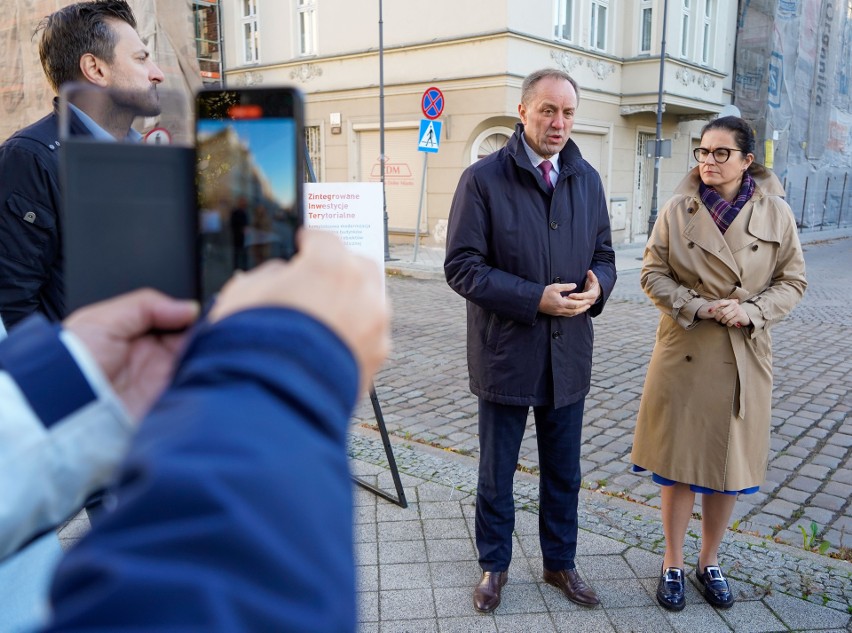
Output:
[0, 1, 164, 330]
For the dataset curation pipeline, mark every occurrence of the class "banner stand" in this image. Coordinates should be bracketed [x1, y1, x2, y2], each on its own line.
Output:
[304, 145, 407, 508]
[352, 387, 408, 508]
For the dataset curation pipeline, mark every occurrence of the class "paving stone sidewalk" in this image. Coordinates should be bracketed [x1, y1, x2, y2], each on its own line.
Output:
[349, 430, 851, 632]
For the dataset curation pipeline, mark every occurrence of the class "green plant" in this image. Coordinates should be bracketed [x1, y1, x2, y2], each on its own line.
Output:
[799, 521, 830, 555]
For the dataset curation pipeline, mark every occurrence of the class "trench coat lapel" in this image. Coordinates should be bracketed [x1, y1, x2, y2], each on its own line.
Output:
[682, 202, 740, 278]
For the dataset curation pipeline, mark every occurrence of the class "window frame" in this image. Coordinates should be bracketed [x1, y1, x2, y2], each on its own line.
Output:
[553, 0, 575, 43]
[701, 0, 715, 65]
[241, 0, 259, 64]
[297, 0, 318, 57]
[590, 0, 609, 52]
[680, 0, 692, 58]
[470, 126, 513, 164]
[639, 0, 653, 54]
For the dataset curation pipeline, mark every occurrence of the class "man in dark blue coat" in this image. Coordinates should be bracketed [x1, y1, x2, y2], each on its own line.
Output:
[0, 0, 164, 329]
[444, 68, 617, 613]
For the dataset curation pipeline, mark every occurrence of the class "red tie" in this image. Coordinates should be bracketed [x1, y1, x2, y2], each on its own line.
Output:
[538, 161, 554, 192]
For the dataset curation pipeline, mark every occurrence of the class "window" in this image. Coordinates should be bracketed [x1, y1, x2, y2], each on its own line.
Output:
[470, 127, 512, 163]
[193, 1, 221, 84]
[590, 0, 608, 52]
[554, 0, 575, 42]
[241, 0, 258, 64]
[297, 0, 317, 56]
[680, 0, 691, 58]
[304, 126, 322, 181]
[701, 0, 715, 65]
[640, 1, 653, 54]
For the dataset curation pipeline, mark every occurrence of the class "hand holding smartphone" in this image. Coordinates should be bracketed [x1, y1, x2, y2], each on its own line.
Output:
[195, 87, 305, 302]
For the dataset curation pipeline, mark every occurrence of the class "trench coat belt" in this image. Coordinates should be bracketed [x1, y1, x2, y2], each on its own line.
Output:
[728, 330, 748, 419]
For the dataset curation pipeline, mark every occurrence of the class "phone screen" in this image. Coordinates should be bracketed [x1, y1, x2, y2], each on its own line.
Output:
[195, 87, 304, 301]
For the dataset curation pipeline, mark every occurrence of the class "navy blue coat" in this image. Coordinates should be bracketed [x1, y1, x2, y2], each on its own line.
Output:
[43, 308, 359, 632]
[0, 100, 88, 329]
[444, 124, 616, 409]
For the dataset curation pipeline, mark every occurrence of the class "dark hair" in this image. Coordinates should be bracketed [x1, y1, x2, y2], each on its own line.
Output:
[521, 68, 580, 105]
[700, 115, 755, 155]
[35, 0, 137, 93]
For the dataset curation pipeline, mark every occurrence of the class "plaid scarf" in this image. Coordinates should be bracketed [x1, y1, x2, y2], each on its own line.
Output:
[699, 172, 755, 234]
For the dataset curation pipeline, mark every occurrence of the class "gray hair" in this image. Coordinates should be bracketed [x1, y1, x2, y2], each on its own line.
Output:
[521, 68, 580, 105]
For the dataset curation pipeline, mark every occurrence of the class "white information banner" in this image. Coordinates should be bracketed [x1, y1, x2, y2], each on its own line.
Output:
[304, 182, 385, 285]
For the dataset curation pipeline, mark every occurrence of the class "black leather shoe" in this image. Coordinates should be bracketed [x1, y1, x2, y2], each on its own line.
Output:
[543, 568, 600, 606]
[656, 566, 685, 611]
[473, 571, 508, 613]
[696, 563, 734, 608]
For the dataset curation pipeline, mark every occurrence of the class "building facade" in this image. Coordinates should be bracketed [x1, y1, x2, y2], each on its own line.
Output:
[218, 0, 739, 245]
[736, 0, 852, 230]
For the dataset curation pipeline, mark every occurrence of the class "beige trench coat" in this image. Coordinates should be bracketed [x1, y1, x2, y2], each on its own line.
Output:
[630, 165, 807, 491]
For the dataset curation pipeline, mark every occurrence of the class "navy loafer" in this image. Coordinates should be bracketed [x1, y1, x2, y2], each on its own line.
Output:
[696, 563, 734, 609]
[656, 566, 685, 611]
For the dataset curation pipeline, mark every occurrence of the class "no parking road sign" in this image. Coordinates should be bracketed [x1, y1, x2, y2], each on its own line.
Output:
[421, 87, 444, 120]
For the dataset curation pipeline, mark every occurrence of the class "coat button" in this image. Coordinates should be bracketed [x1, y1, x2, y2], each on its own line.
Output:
[550, 221, 558, 230]
[688, 242, 695, 248]
[552, 331, 561, 339]
[685, 355, 692, 362]
[23, 211, 36, 223]
[752, 244, 759, 251]
[552, 276, 561, 283]
[687, 207, 695, 214]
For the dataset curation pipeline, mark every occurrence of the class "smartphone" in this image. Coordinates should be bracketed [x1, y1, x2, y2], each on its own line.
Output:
[195, 86, 304, 302]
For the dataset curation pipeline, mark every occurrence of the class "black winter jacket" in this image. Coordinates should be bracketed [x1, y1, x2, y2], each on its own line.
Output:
[0, 100, 88, 329]
[444, 123, 617, 408]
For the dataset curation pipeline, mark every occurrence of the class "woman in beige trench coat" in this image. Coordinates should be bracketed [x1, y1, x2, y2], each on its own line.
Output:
[631, 117, 806, 612]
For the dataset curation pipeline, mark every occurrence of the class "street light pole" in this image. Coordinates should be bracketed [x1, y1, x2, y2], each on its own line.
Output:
[647, 0, 668, 237]
[379, 0, 390, 260]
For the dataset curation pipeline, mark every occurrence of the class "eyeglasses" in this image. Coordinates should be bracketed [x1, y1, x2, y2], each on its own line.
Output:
[693, 147, 746, 164]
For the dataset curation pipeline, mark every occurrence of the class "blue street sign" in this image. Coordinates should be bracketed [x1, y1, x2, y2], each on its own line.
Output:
[418, 119, 442, 153]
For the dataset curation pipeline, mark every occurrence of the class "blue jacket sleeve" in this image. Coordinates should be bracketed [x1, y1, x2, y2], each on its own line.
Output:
[0, 315, 132, 561]
[44, 308, 361, 633]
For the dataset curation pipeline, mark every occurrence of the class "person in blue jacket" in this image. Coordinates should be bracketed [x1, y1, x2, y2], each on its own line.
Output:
[444, 68, 617, 613]
[0, 286, 197, 632]
[34, 229, 388, 631]
[0, 0, 164, 329]
[0, 288, 197, 562]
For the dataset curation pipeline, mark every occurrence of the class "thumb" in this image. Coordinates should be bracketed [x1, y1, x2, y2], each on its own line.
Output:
[552, 283, 578, 294]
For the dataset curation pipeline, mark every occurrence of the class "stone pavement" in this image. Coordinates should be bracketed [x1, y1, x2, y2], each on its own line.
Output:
[344, 227, 851, 631]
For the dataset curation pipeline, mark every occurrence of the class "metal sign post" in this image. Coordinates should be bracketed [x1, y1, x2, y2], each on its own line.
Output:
[413, 88, 444, 262]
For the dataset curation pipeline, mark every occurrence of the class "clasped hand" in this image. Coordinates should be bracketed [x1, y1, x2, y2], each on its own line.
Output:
[696, 298, 751, 328]
[538, 270, 601, 317]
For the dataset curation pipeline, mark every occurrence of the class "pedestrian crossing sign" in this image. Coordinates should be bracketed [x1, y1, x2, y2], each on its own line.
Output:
[418, 119, 442, 153]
